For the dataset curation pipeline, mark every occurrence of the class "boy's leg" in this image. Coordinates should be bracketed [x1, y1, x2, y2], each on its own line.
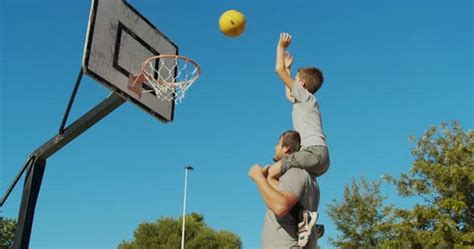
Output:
[281, 145, 330, 177]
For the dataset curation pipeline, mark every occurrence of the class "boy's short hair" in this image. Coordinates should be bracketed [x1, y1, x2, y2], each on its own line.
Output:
[280, 130, 301, 153]
[298, 67, 324, 94]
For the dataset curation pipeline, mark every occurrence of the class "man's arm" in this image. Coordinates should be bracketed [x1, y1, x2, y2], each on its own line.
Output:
[275, 33, 294, 90]
[249, 164, 298, 218]
[267, 175, 279, 189]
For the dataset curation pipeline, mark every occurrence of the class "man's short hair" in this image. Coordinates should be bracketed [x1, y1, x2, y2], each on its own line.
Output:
[280, 130, 301, 153]
[298, 67, 324, 94]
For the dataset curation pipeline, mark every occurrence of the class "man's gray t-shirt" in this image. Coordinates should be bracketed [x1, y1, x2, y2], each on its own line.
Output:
[261, 168, 320, 249]
[291, 81, 327, 148]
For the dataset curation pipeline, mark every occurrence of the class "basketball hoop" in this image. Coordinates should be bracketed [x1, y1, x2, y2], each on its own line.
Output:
[128, 55, 201, 103]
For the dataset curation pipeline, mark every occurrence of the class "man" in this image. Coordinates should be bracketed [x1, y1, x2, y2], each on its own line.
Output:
[248, 130, 319, 249]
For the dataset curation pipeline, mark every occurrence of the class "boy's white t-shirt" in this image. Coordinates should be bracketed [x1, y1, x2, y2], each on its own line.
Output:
[291, 81, 327, 148]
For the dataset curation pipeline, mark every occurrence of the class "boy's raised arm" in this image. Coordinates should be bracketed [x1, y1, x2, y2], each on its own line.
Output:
[275, 33, 294, 90]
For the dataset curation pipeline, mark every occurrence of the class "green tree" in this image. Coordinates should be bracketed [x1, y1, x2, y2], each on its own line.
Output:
[327, 121, 474, 248]
[118, 213, 241, 249]
[383, 122, 474, 248]
[327, 178, 394, 249]
[0, 217, 16, 249]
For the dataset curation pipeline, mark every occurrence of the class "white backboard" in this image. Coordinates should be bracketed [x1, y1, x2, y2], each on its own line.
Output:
[82, 0, 177, 122]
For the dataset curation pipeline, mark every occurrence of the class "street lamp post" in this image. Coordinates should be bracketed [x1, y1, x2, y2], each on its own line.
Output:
[181, 166, 194, 249]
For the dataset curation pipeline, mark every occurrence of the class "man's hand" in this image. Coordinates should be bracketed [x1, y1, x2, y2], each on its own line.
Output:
[278, 32, 292, 49]
[248, 164, 268, 181]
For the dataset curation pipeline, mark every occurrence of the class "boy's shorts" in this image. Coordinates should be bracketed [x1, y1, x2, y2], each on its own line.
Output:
[281, 145, 330, 178]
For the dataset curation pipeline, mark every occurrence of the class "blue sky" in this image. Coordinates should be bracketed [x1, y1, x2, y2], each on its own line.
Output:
[1, 0, 472, 248]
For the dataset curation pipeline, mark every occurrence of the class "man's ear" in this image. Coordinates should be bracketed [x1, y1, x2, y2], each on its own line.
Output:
[282, 146, 291, 154]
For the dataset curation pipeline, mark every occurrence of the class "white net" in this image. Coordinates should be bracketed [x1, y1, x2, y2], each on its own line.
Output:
[135, 55, 200, 103]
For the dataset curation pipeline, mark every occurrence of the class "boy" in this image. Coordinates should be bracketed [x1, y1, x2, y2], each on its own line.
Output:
[269, 32, 330, 247]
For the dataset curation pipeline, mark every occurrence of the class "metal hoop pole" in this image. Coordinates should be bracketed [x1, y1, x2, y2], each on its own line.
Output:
[0, 156, 36, 207]
[59, 68, 84, 134]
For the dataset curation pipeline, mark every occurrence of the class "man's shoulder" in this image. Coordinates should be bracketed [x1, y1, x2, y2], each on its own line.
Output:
[285, 167, 306, 174]
[278, 168, 314, 201]
[280, 168, 311, 181]
[286, 167, 311, 174]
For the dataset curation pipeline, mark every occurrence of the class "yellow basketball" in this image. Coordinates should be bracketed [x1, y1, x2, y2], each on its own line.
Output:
[219, 10, 246, 37]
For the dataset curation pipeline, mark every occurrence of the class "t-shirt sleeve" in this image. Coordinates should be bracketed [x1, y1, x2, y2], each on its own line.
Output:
[278, 168, 306, 198]
[291, 81, 314, 103]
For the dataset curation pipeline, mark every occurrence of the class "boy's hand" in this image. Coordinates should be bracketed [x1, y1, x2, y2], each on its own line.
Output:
[268, 162, 282, 179]
[284, 52, 294, 69]
[278, 32, 292, 49]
